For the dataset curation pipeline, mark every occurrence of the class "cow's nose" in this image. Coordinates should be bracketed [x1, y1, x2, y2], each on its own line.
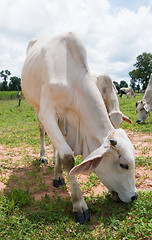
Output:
[136, 119, 141, 124]
[131, 193, 138, 201]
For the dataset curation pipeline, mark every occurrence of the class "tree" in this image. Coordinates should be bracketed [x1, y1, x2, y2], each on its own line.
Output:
[113, 81, 120, 93]
[129, 52, 152, 90]
[0, 70, 11, 90]
[119, 80, 128, 88]
[130, 76, 137, 91]
[9, 76, 21, 91]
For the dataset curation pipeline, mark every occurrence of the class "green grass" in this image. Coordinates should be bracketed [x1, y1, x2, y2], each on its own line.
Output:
[0, 189, 151, 239]
[119, 93, 152, 133]
[0, 91, 19, 100]
[0, 99, 51, 147]
[0, 97, 152, 239]
[0, 95, 151, 149]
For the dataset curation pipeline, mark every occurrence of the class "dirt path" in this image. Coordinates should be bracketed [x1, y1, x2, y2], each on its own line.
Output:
[0, 130, 151, 199]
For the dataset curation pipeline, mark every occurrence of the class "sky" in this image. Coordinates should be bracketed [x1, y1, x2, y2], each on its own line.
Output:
[0, 0, 152, 84]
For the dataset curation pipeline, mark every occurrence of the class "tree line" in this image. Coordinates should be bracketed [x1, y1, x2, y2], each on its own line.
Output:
[113, 52, 152, 93]
[0, 70, 21, 91]
[1, 52, 152, 92]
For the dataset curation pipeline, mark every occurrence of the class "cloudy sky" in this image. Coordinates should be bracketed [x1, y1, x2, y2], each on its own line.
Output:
[0, 0, 152, 84]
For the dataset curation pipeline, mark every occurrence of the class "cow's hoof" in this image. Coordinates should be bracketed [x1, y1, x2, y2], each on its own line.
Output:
[74, 209, 90, 224]
[40, 157, 48, 165]
[53, 179, 59, 188]
[59, 178, 66, 186]
[53, 178, 66, 188]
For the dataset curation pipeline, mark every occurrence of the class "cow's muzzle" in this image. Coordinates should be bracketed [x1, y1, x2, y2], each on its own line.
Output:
[131, 192, 138, 201]
[136, 119, 142, 124]
[111, 191, 138, 202]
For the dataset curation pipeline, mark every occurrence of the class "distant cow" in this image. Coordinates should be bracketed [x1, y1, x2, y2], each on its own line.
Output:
[136, 74, 152, 123]
[21, 32, 138, 224]
[120, 87, 135, 98]
[94, 74, 132, 128]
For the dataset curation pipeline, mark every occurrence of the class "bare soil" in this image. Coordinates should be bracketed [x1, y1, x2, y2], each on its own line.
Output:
[0, 130, 151, 200]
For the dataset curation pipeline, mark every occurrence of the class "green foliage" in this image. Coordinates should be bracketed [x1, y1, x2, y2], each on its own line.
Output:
[5, 188, 33, 208]
[0, 70, 11, 81]
[0, 70, 11, 91]
[9, 76, 21, 91]
[119, 80, 128, 88]
[129, 52, 152, 90]
[113, 81, 120, 93]
[113, 80, 128, 93]
[0, 69, 21, 91]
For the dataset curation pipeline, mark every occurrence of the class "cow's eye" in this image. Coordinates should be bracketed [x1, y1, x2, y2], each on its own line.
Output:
[120, 163, 129, 170]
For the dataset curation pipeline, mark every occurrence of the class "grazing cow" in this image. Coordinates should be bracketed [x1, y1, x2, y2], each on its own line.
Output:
[136, 74, 152, 123]
[120, 87, 135, 98]
[94, 74, 132, 128]
[21, 32, 138, 224]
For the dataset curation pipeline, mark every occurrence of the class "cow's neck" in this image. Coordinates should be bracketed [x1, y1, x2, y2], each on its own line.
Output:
[75, 74, 113, 141]
[58, 74, 114, 158]
[60, 108, 113, 159]
[143, 82, 152, 108]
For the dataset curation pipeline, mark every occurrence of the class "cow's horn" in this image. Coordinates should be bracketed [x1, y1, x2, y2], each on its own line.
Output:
[110, 139, 117, 146]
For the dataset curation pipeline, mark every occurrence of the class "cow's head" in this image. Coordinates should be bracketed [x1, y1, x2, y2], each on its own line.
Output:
[136, 100, 150, 124]
[70, 129, 138, 203]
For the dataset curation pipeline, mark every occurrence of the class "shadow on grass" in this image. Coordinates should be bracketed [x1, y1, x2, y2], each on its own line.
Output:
[2, 158, 134, 228]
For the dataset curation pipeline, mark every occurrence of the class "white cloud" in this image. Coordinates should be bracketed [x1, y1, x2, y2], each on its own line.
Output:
[0, 0, 152, 84]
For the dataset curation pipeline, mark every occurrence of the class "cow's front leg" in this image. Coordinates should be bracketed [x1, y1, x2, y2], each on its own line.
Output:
[38, 108, 90, 223]
[53, 148, 65, 188]
[68, 173, 90, 224]
[62, 155, 90, 224]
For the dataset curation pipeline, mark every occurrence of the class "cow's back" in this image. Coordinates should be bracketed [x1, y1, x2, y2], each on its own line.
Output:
[21, 36, 48, 108]
[21, 32, 88, 109]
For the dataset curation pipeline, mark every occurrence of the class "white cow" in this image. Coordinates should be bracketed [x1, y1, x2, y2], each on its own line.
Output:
[120, 87, 135, 98]
[94, 74, 132, 128]
[136, 74, 152, 123]
[21, 32, 138, 224]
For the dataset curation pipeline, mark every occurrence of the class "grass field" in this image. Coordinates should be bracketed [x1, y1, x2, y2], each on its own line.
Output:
[0, 91, 19, 100]
[0, 95, 152, 239]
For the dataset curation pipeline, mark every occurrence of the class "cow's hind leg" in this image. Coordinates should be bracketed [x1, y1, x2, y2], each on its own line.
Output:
[53, 147, 66, 188]
[39, 122, 48, 165]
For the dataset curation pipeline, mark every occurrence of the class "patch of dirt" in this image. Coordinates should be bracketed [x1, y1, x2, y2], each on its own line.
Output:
[126, 130, 152, 157]
[135, 167, 152, 191]
[0, 130, 151, 200]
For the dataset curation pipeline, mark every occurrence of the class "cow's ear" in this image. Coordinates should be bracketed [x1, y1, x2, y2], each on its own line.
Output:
[122, 114, 132, 124]
[144, 103, 150, 112]
[70, 140, 110, 175]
